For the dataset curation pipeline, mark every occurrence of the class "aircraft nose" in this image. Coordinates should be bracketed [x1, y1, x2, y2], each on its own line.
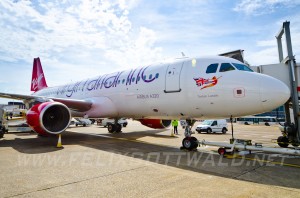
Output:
[260, 74, 290, 112]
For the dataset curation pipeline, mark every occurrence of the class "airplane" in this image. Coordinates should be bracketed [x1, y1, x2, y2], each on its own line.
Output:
[0, 56, 290, 150]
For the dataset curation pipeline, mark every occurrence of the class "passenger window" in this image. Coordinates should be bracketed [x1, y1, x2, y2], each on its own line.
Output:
[219, 63, 235, 72]
[232, 63, 253, 72]
[206, 63, 218, 73]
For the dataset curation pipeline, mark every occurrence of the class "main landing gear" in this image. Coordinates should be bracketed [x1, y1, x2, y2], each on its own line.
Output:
[107, 121, 122, 133]
[181, 119, 199, 151]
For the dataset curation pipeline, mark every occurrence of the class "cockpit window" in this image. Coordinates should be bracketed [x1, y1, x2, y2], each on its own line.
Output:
[219, 63, 235, 72]
[232, 63, 253, 72]
[206, 63, 219, 74]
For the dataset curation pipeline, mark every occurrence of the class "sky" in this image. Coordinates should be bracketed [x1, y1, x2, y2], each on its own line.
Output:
[1, 0, 300, 104]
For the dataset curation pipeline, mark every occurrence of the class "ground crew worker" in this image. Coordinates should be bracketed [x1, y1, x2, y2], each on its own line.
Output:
[172, 120, 179, 135]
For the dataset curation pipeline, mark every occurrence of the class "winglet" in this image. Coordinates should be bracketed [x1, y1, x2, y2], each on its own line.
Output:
[31, 57, 48, 92]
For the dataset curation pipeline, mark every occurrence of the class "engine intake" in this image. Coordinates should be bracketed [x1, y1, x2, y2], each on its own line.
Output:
[139, 119, 171, 129]
[27, 102, 71, 135]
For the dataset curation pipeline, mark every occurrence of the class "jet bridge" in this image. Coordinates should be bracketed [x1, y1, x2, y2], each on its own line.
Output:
[251, 21, 300, 147]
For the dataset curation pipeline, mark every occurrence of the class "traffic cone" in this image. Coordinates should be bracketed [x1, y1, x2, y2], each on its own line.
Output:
[56, 134, 63, 148]
[171, 129, 175, 137]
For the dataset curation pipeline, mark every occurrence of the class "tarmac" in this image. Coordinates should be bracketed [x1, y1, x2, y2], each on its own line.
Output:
[0, 120, 300, 197]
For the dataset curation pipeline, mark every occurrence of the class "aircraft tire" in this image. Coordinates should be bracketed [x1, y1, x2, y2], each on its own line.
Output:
[0, 128, 4, 138]
[292, 143, 299, 147]
[107, 123, 116, 133]
[182, 137, 198, 150]
[115, 124, 122, 133]
[190, 137, 198, 149]
[277, 136, 289, 148]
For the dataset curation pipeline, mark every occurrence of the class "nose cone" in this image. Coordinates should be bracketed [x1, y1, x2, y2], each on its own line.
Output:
[260, 75, 290, 112]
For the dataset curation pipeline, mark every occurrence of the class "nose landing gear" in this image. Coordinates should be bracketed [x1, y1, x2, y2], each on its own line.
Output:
[181, 119, 198, 151]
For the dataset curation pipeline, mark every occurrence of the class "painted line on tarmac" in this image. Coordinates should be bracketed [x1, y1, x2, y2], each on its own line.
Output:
[225, 154, 300, 168]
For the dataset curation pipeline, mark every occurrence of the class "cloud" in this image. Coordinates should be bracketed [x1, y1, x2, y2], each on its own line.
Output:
[0, 0, 164, 104]
[105, 27, 162, 68]
[0, 0, 159, 67]
[233, 0, 300, 15]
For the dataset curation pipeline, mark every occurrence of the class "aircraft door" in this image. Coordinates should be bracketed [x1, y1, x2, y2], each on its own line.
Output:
[164, 62, 184, 93]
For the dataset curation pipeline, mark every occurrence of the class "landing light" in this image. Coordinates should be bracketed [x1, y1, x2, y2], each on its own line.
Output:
[192, 59, 197, 67]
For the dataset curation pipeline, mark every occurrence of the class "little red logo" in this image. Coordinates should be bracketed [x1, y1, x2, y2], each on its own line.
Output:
[194, 76, 221, 90]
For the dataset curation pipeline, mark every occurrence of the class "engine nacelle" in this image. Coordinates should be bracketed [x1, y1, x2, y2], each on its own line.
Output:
[26, 102, 71, 135]
[139, 119, 171, 129]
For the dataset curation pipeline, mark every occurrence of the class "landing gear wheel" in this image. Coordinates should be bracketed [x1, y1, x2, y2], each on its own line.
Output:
[107, 123, 116, 133]
[222, 128, 227, 134]
[277, 136, 289, 148]
[182, 137, 198, 151]
[207, 128, 212, 134]
[218, 147, 226, 155]
[292, 143, 300, 147]
[0, 127, 4, 138]
[115, 124, 122, 133]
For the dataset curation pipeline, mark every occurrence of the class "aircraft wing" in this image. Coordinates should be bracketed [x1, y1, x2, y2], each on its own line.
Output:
[0, 92, 92, 112]
[48, 97, 92, 112]
[0, 92, 37, 101]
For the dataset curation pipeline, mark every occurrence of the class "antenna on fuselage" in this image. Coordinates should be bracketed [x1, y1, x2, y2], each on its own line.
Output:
[181, 52, 185, 57]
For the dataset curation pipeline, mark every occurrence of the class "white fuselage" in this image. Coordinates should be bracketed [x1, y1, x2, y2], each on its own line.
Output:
[33, 56, 290, 120]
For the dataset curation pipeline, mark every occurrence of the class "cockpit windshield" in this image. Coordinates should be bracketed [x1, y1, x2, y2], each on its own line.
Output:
[231, 63, 253, 72]
[219, 63, 235, 72]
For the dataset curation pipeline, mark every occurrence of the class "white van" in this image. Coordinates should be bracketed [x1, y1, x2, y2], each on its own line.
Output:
[97, 118, 128, 127]
[195, 119, 228, 134]
[70, 118, 92, 127]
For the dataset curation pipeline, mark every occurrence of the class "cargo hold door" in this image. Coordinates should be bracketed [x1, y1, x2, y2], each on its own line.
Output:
[164, 62, 184, 93]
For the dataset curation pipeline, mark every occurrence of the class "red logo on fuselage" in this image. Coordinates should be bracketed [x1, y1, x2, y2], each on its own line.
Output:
[194, 76, 221, 90]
